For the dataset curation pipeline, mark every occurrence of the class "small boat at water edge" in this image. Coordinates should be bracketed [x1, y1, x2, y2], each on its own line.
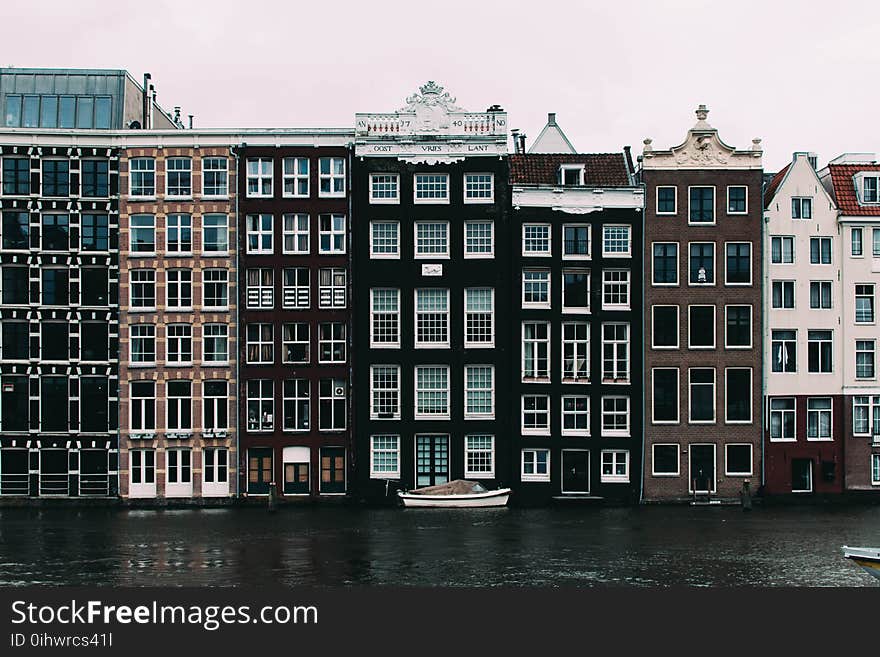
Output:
[842, 546, 880, 581]
[397, 479, 511, 508]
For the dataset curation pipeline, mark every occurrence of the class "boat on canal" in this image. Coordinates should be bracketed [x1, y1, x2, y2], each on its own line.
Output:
[397, 479, 511, 508]
[842, 546, 880, 581]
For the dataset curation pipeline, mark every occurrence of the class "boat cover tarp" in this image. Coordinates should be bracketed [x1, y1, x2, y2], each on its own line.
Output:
[408, 479, 488, 495]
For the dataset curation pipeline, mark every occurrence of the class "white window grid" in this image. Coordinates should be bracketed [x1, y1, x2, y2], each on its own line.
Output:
[601, 450, 629, 482]
[318, 157, 345, 197]
[203, 382, 228, 431]
[688, 368, 716, 423]
[465, 220, 494, 258]
[283, 267, 309, 309]
[522, 269, 550, 308]
[246, 379, 274, 432]
[166, 324, 193, 365]
[856, 340, 876, 380]
[562, 321, 589, 382]
[130, 382, 155, 431]
[521, 448, 550, 481]
[522, 321, 550, 381]
[562, 395, 590, 436]
[318, 322, 346, 364]
[770, 397, 796, 440]
[165, 157, 192, 197]
[166, 380, 192, 431]
[370, 221, 399, 258]
[415, 366, 449, 419]
[523, 224, 551, 256]
[602, 269, 630, 309]
[166, 213, 192, 254]
[464, 288, 494, 347]
[521, 394, 550, 434]
[370, 174, 399, 204]
[202, 268, 228, 310]
[166, 448, 192, 485]
[246, 158, 273, 197]
[318, 268, 346, 308]
[283, 214, 310, 254]
[563, 224, 590, 259]
[129, 269, 156, 309]
[202, 213, 229, 253]
[852, 396, 880, 436]
[414, 173, 449, 203]
[415, 221, 450, 258]
[129, 158, 155, 197]
[602, 225, 631, 257]
[601, 322, 629, 383]
[203, 323, 228, 364]
[601, 396, 630, 436]
[319, 214, 346, 254]
[464, 173, 493, 203]
[129, 214, 156, 254]
[201, 157, 228, 197]
[370, 365, 400, 419]
[465, 365, 494, 418]
[465, 435, 495, 478]
[371, 288, 400, 348]
[806, 397, 833, 440]
[246, 268, 273, 309]
[282, 379, 310, 432]
[283, 158, 309, 197]
[371, 435, 400, 477]
[415, 288, 449, 348]
[246, 214, 273, 254]
[166, 269, 192, 310]
[318, 378, 346, 431]
[282, 323, 309, 364]
[130, 324, 156, 364]
[855, 284, 875, 323]
[770, 236, 795, 264]
[246, 323, 274, 365]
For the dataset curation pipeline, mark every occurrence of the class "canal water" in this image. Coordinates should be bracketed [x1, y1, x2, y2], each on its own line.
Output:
[0, 505, 878, 586]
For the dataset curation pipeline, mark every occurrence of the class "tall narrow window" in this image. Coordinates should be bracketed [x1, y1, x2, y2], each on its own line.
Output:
[165, 214, 192, 254]
[415, 288, 449, 347]
[283, 267, 309, 309]
[318, 268, 346, 308]
[770, 398, 796, 440]
[202, 157, 228, 197]
[415, 367, 449, 419]
[855, 284, 875, 323]
[283, 379, 310, 431]
[809, 237, 831, 264]
[601, 323, 629, 382]
[652, 243, 678, 285]
[166, 324, 192, 365]
[562, 321, 589, 381]
[464, 288, 494, 347]
[283, 157, 309, 197]
[166, 380, 192, 431]
[807, 397, 832, 440]
[202, 214, 228, 253]
[852, 228, 863, 256]
[130, 381, 156, 432]
[165, 157, 192, 197]
[465, 365, 494, 418]
[318, 379, 346, 430]
[246, 380, 274, 432]
[856, 340, 876, 379]
[166, 269, 192, 310]
[370, 366, 400, 420]
[246, 268, 274, 309]
[725, 368, 752, 423]
[283, 214, 310, 254]
[522, 321, 550, 381]
[246, 158, 273, 197]
[318, 157, 345, 197]
[725, 243, 751, 284]
[652, 368, 679, 423]
[282, 323, 309, 364]
[807, 330, 833, 373]
[689, 243, 714, 284]
[689, 368, 715, 423]
[319, 214, 346, 254]
[771, 330, 797, 373]
[371, 288, 400, 348]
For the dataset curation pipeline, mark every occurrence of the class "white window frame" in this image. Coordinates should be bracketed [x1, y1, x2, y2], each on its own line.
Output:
[370, 365, 400, 420]
[370, 220, 400, 259]
[464, 220, 494, 259]
[771, 280, 796, 310]
[165, 380, 193, 432]
[318, 268, 346, 309]
[370, 288, 400, 349]
[522, 321, 550, 382]
[521, 394, 551, 435]
[283, 213, 310, 255]
[128, 157, 155, 198]
[129, 448, 156, 493]
[561, 321, 589, 383]
[283, 267, 310, 309]
[164, 157, 192, 198]
[282, 157, 309, 198]
[130, 324, 156, 365]
[651, 305, 680, 350]
[129, 269, 156, 311]
[246, 323, 274, 365]
[852, 396, 880, 436]
[370, 435, 400, 479]
[165, 323, 192, 366]
[165, 268, 193, 311]
[655, 185, 677, 215]
[246, 379, 274, 433]
[561, 395, 590, 436]
[201, 157, 228, 198]
[855, 283, 875, 324]
[807, 329, 833, 373]
[318, 157, 345, 198]
[562, 269, 590, 313]
[600, 450, 630, 483]
[687, 185, 716, 225]
[202, 213, 229, 254]
[165, 448, 193, 495]
[806, 396, 833, 441]
[464, 287, 495, 348]
[770, 397, 796, 441]
[318, 322, 346, 364]
[414, 365, 450, 420]
[724, 305, 753, 349]
[414, 288, 450, 348]
[602, 225, 631, 257]
[246, 158, 273, 198]
[856, 339, 876, 380]
[601, 269, 630, 310]
[771, 235, 795, 264]
[413, 173, 449, 204]
[688, 367, 716, 424]
[724, 367, 753, 424]
[202, 323, 228, 365]
[522, 223, 552, 257]
[651, 444, 680, 477]
[463, 172, 494, 204]
[414, 221, 450, 259]
[651, 367, 680, 424]
[522, 269, 551, 309]
[318, 213, 346, 254]
[282, 322, 309, 365]
[246, 214, 273, 254]
[165, 213, 192, 255]
[652, 242, 679, 286]
[559, 165, 585, 186]
[687, 304, 716, 350]
[246, 268, 274, 310]
[129, 381, 155, 432]
[724, 444, 753, 476]
[129, 214, 156, 255]
[465, 435, 495, 479]
[369, 173, 400, 204]
[464, 365, 495, 419]
[688, 241, 716, 286]
[726, 185, 748, 215]
[601, 322, 630, 383]
[521, 448, 550, 482]
[725, 241, 753, 286]
[792, 197, 813, 219]
[600, 396, 630, 437]
[562, 223, 591, 260]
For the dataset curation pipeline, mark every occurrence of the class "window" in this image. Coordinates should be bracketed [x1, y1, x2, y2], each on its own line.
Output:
[559, 165, 584, 185]
[563, 224, 590, 258]
[371, 436, 400, 478]
[2, 321, 28, 360]
[415, 221, 449, 258]
[283, 157, 309, 197]
[166, 269, 192, 310]
[318, 379, 346, 431]
[727, 186, 747, 214]
[465, 365, 494, 418]
[81, 213, 108, 251]
[652, 368, 679, 423]
[130, 381, 156, 432]
[652, 444, 680, 476]
[792, 197, 812, 219]
[601, 322, 629, 382]
[246, 268, 273, 309]
[81, 160, 108, 197]
[369, 174, 399, 203]
[603, 225, 631, 256]
[725, 305, 752, 348]
[41, 323, 68, 360]
[129, 158, 155, 197]
[0, 375, 28, 431]
[873, 455, 880, 486]
[652, 243, 678, 285]
[318, 157, 345, 197]
[807, 397, 832, 440]
[689, 368, 715, 423]
[282, 323, 309, 364]
[864, 177, 880, 203]
[523, 224, 551, 256]
[246, 158, 273, 197]
[318, 268, 346, 308]
[3, 265, 28, 304]
[689, 243, 714, 284]
[415, 366, 449, 419]
[601, 450, 629, 483]
[809, 237, 831, 264]
[460, 287, 495, 348]
[370, 366, 400, 420]
[810, 281, 832, 309]
[166, 380, 192, 432]
[522, 321, 550, 381]
[725, 445, 752, 476]
[203, 269, 228, 309]
[651, 305, 679, 349]
[808, 330, 833, 373]
[465, 221, 494, 257]
[2, 211, 29, 250]
[282, 213, 310, 254]
[771, 330, 797, 372]
[130, 325, 155, 364]
[283, 379, 310, 432]
[41, 268, 69, 305]
[201, 214, 228, 253]
[689, 187, 715, 223]
[246, 214, 273, 254]
[80, 267, 106, 305]
[522, 394, 550, 434]
[283, 268, 309, 309]
[246, 380, 274, 432]
[464, 173, 493, 202]
[318, 322, 346, 363]
[202, 157, 228, 197]
[562, 321, 589, 381]
[770, 398, 796, 440]
[203, 448, 228, 486]
[852, 396, 880, 436]
[165, 157, 192, 197]
[562, 269, 589, 312]
[521, 449, 550, 482]
[771, 281, 795, 309]
[602, 270, 630, 309]
[370, 288, 400, 348]
[856, 340, 876, 379]
[2, 158, 30, 195]
[41, 160, 69, 197]
[874, 228, 880, 256]
[130, 450, 155, 487]
[725, 368, 752, 423]
[771, 236, 795, 264]
[319, 214, 346, 254]
[41, 214, 69, 250]
[522, 269, 550, 308]
[415, 288, 449, 347]
[370, 221, 399, 258]
[414, 173, 448, 203]
[166, 324, 192, 365]
[203, 324, 228, 364]
[562, 396, 589, 436]
[656, 186, 677, 214]
[246, 323, 274, 364]
[851, 228, 863, 256]
[129, 214, 155, 254]
[601, 396, 630, 436]
[725, 243, 751, 284]
[465, 435, 494, 478]
[688, 305, 715, 349]
[856, 284, 875, 323]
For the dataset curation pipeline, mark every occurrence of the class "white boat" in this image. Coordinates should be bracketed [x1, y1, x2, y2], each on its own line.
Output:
[842, 546, 880, 581]
[397, 479, 511, 508]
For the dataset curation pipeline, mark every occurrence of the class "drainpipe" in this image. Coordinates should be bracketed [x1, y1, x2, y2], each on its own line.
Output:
[761, 197, 768, 494]
[639, 174, 646, 504]
[233, 143, 241, 499]
[346, 142, 355, 499]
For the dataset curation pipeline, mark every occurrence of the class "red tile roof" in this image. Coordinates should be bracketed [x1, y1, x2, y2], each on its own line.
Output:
[828, 164, 880, 216]
[762, 163, 790, 209]
[510, 153, 631, 187]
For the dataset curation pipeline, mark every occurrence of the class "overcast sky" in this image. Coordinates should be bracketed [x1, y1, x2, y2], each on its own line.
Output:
[4, 0, 880, 171]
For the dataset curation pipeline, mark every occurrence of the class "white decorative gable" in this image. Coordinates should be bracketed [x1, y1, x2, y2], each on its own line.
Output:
[642, 105, 762, 170]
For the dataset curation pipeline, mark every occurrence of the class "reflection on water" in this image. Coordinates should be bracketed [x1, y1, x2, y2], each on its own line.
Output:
[0, 505, 877, 586]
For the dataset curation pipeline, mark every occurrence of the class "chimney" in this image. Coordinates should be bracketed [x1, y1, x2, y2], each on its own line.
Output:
[142, 73, 151, 129]
[623, 145, 635, 175]
[519, 133, 527, 153]
[548, 112, 556, 125]
[173, 106, 181, 126]
[188, 114, 194, 130]
[511, 129, 521, 154]
[150, 87, 156, 129]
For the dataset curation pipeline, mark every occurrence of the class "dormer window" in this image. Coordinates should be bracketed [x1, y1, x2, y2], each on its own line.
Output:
[864, 176, 879, 203]
[559, 165, 585, 186]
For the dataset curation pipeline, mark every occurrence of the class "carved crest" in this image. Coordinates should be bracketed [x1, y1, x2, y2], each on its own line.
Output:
[397, 81, 465, 133]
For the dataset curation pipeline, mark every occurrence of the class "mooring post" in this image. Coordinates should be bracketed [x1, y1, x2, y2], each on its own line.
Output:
[741, 479, 752, 511]
[268, 481, 277, 512]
